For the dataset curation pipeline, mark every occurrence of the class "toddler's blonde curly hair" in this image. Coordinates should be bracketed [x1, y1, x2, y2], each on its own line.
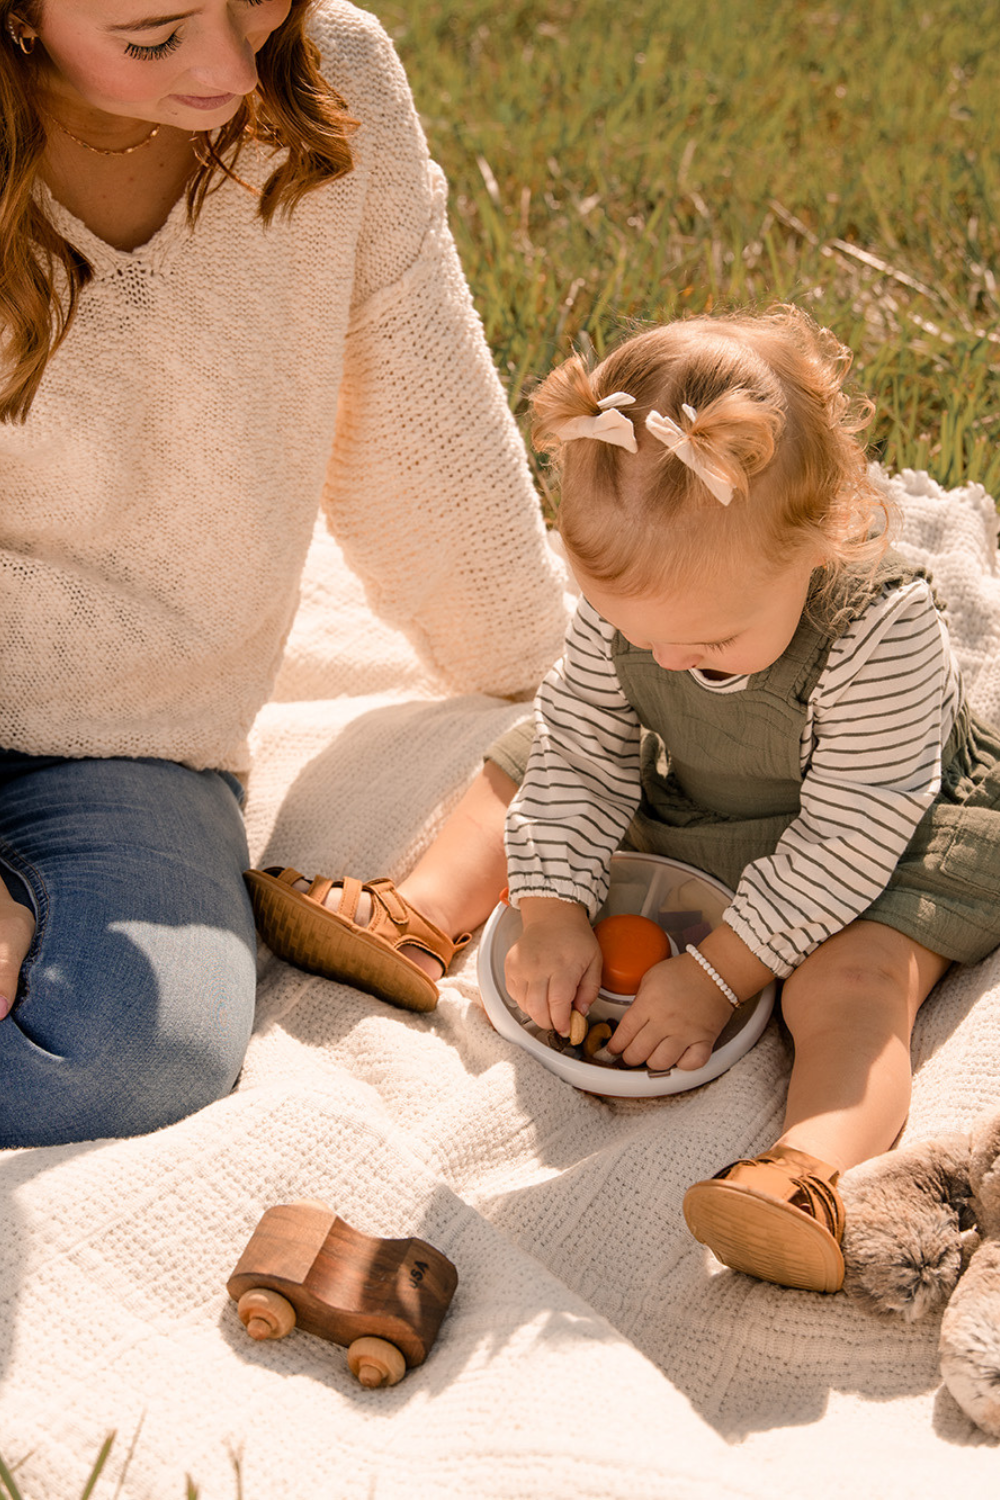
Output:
[532, 305, 894, 628]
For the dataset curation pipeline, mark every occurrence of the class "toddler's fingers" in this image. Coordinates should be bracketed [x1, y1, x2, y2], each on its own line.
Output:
[575, 950, 604, 1012]
[606, 1001, 645, 1058]
[569, 984, 598, 1025]
[503, 948, 533, 1006]
[502, 959, 524, 1007]
[673, 1040, 714, 1071]
[547, 972, 583, 1037]
[520, 978, 554, 1030]
[609, 1014, 661, 1068]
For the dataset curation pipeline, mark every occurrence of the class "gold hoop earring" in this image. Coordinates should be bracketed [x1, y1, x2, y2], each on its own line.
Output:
[6, 16, 35, 54]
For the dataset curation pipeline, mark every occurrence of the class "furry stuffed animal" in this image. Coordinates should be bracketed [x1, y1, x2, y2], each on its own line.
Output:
[840, 1110, 1000, 1437]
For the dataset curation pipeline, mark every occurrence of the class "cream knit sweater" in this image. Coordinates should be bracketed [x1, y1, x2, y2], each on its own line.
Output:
[0, 0, 566, 776]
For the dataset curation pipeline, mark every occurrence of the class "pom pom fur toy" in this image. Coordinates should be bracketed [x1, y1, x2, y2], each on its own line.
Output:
[841, 1110, 1000, 1436]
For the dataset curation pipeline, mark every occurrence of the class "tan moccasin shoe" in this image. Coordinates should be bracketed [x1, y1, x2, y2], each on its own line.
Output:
[683, 1144, 845, 1293]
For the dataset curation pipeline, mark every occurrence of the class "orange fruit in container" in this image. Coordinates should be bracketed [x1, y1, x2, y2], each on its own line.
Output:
[593, 913, 671, 995]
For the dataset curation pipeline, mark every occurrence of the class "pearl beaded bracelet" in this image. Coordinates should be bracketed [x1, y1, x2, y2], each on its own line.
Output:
[685, 944, 740, 1008]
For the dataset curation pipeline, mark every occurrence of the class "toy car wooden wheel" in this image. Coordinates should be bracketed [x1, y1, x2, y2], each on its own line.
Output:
[347, 1335, 407, 1388]
[237, 1287, 297, 1341]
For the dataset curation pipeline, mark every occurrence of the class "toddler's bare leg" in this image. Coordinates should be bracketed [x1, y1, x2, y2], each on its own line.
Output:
[396, 760, 516, 958]
[294, 762, 516, 980]
[683, 920, 950, 1291]
[775, 919, 950, 1172]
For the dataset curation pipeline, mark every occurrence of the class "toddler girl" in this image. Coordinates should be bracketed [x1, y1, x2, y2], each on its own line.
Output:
[498, 304, 1000, 1293]
[248, 303, 1000, 1295]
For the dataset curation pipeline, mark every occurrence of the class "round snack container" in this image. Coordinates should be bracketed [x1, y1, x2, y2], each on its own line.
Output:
[477, 852, 776, 1098]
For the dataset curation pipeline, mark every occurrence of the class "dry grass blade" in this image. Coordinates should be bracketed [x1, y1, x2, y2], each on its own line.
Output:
[78, 1434, 116, 1500]
[0, 1433, 117, 1500]
[824, 240, 938, 302]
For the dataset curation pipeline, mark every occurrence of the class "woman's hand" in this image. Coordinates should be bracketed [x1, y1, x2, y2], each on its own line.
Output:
[504, 896, 603, 1038]
[607, 951, 735, 1072]
[0, 888, 35, 1020]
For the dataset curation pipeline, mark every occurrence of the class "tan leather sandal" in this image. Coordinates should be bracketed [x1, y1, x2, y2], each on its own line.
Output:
[682, 1144, 845, 1293]
[243, 867, 471, 1014]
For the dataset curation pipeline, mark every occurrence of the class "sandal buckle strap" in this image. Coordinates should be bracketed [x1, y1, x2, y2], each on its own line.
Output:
[715, 1148, 845, 1239]
[337, 875, 364, 926]
[307, 876, 334, 906]
[247, 866, 467, 988]
[367, 878, 410, 927]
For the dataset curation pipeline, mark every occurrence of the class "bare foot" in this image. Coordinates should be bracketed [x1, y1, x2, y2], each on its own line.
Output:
[292, 878, 445, 982]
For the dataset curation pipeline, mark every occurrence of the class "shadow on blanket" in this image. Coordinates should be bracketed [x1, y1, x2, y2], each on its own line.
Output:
[252, 698, 514, 877]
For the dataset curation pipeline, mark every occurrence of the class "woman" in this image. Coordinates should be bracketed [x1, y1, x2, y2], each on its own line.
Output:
[0, 0, 567, 1147]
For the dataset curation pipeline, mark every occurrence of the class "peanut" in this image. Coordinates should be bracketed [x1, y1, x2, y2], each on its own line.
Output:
[583, 1021, 613, 1058]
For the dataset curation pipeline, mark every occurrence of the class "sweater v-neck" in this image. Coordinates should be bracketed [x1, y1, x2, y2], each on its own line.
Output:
[36, 173, 197, 275]
[36, 138, 285, 276]
[36, 178, 194, 277]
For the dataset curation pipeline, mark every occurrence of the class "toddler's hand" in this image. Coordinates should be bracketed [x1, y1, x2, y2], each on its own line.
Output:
[0, 891, 34, 1020]
[608, 952, 734, 1072]
[504, 897, 603, 1038]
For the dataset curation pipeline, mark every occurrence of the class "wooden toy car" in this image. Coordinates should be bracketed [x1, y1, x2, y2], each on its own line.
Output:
[227, 1199, 458, 1388]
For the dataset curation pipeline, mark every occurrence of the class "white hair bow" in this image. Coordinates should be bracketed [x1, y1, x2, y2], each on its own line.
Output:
[645, 403, 734, 505]
[554, 391, 638, 454]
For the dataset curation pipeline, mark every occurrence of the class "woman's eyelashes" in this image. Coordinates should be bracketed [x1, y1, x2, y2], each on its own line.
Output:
[124, 0, 269, 60]
[125, 33, 182, 60]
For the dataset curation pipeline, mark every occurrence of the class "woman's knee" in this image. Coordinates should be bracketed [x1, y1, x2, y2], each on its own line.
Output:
[0, 754, 259, 1145]
[0, 967, 255, 1147]
[101, 1002, 253, 1137]
[0, 902, 257, 1147]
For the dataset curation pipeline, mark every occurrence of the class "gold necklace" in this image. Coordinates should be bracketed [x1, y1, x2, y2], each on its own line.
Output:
[52, 119, 162, 157]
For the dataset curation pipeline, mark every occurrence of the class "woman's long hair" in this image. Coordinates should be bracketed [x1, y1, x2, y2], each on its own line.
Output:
[0, 0, 358, 422]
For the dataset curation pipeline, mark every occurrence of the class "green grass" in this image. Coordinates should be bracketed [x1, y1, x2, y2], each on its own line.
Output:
[0, 1427, 243, 1499]
[371, 0, 999, 508]
[0, 1435, 116, 1500]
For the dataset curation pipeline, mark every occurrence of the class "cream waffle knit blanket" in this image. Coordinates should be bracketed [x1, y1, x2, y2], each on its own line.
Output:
[2, 468, 999, 1498]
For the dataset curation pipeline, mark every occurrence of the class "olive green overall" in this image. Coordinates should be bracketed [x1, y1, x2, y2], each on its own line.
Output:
[492, 554, 1000, 966]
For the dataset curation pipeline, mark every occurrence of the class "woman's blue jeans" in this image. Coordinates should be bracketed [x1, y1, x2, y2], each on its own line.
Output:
[0, 751, 258, 1148]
